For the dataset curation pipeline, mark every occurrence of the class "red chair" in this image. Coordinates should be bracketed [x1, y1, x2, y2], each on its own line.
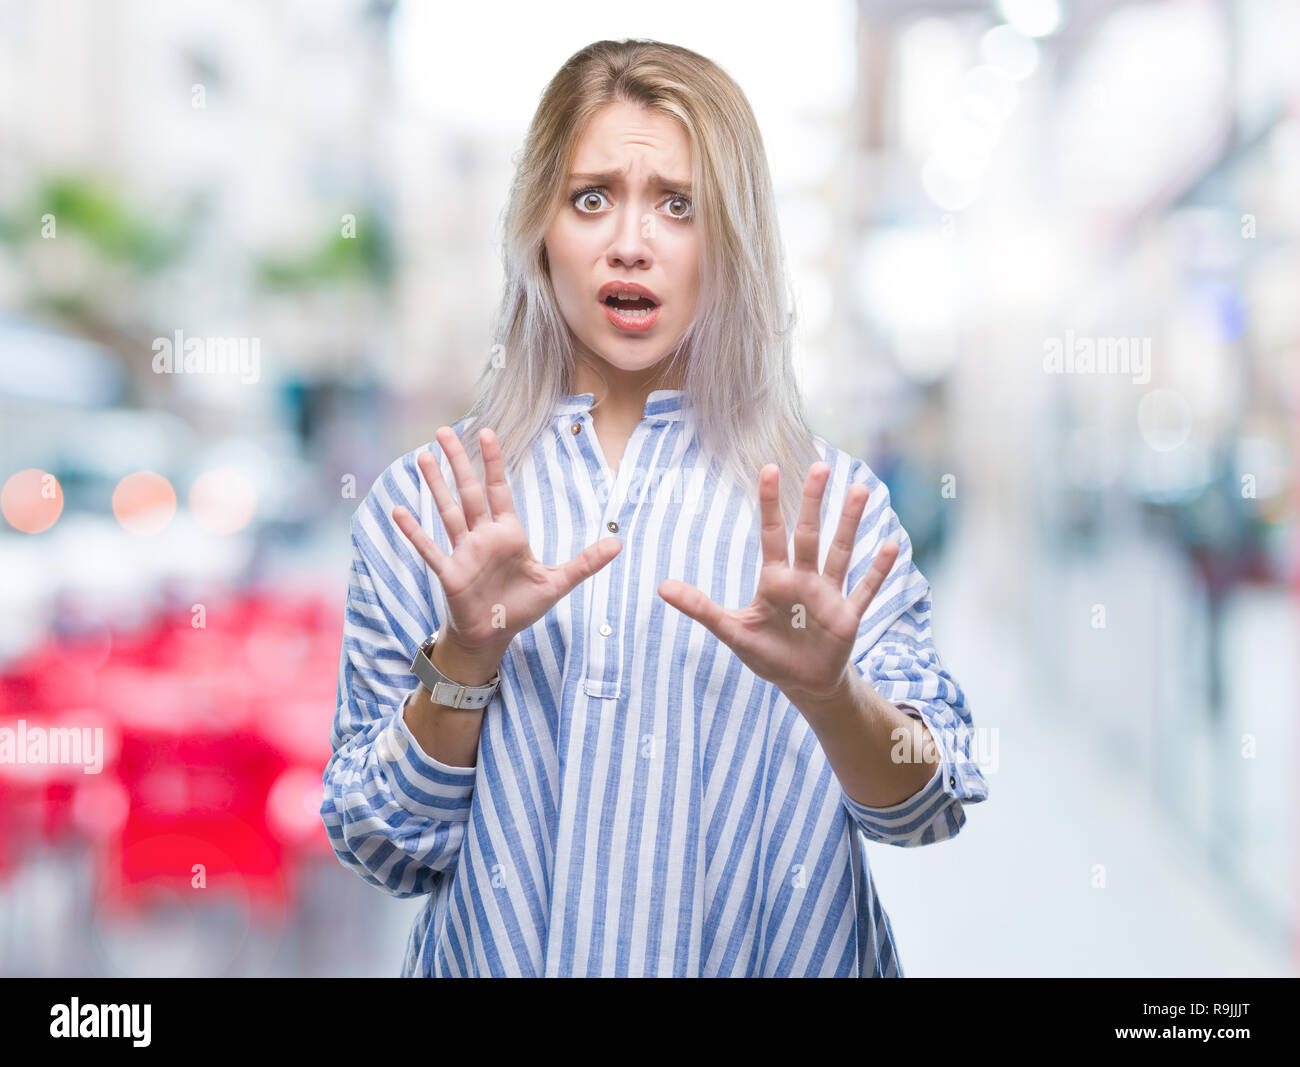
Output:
[94, 727, 291, 923]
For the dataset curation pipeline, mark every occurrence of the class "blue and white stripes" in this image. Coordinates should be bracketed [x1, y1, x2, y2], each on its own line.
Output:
[320, 389, 988, 976]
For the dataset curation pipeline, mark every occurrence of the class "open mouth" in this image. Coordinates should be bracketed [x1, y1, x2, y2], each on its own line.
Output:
[598, 283, 661, 331]
[602, 293, 659, 317]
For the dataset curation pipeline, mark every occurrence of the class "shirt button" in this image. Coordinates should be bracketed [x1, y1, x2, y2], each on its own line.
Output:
[948, 775, 956, 788]
[598, 622, 612, 636]
[571, 423, 582, 434]
[606, 520, 619, 533]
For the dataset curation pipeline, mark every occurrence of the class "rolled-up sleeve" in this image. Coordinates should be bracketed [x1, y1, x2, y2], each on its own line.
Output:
[837, 458, 989, 847]
[319, 445, 478, 897]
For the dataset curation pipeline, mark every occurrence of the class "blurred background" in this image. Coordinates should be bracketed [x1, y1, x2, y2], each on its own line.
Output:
[0, 0, 1296, 977]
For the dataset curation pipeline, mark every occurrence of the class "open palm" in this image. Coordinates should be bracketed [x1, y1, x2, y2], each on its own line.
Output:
[657, 462, 899, 701]
[392, 425, 622, 657]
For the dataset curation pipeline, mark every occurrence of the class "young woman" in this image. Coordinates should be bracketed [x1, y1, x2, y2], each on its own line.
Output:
[321, 38, 988, 977]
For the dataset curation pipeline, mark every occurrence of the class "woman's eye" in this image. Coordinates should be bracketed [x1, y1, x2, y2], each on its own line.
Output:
[572, 188, 608, 213]
[663, 195, 693, 219]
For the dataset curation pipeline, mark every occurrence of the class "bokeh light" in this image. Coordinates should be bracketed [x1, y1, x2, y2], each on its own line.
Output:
[1, 468, 64, 533]
[112, 472, 177, 535]
[189, 468, 258, 535]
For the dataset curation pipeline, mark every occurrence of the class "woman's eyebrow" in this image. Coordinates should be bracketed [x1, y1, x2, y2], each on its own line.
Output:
[568, 170, 692, 192]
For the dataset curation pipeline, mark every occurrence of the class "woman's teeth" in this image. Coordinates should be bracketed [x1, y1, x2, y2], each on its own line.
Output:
[606, 294, 657, 309]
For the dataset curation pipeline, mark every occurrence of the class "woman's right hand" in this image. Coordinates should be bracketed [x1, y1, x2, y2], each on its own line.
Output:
[391, 424, 622, 671]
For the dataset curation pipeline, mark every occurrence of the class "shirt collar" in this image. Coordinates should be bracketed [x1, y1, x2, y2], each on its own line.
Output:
[556, 389, 691, 422]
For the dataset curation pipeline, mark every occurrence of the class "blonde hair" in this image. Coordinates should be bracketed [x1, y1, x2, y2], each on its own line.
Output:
[458, 38, 822, 528]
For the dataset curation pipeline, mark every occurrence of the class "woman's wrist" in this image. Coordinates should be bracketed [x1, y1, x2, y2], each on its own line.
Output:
[430, 631, 503, 688]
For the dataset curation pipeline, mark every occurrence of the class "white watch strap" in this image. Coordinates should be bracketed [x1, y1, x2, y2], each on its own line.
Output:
[428, 678, 496, 710]
[411, 631, 499, 709]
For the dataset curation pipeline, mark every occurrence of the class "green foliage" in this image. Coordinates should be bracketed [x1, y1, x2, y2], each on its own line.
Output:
[255, 214, 394, 290]
[0, 172, 393, 309]
[31, 175, 192, 271]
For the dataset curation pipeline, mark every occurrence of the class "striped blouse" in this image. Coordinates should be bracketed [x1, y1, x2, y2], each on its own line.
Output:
[321, 388, 988, 977]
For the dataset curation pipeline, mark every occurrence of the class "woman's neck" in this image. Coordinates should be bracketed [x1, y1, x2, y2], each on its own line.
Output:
[571, 356, 683, 423]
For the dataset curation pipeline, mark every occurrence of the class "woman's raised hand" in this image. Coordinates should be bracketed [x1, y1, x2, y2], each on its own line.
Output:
[392, 425, 622, 666]
[657, 461, 899, 705]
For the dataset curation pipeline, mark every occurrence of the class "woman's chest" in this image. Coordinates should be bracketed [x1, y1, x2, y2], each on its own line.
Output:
[509, 446, 763, 701]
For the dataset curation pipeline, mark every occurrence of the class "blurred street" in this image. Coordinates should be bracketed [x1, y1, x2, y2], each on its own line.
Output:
[2, 0, 1297, 976]
[871, 517, 1297, 977]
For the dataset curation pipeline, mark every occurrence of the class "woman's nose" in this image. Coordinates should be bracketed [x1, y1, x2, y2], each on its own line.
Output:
[605, 206, 655, 268]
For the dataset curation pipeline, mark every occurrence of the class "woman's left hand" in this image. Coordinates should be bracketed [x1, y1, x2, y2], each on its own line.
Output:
[658, 462, 899, 704]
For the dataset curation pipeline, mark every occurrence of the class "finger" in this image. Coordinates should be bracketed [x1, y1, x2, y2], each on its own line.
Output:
[418, 442, 468, 548]
[480, 427, 517, 521]
[792, 462, 830, 573]
[758, 465, 788, 567]
[392, 504, 449, 578]
[657, 579, 732, 646]
[848, 540, 900, 619]
[823, 482, 870, 590]
[439, 425, 491, 531]
[551, 537, 622, 600]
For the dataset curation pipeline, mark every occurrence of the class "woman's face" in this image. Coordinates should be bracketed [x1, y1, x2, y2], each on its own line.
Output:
[544, 101, 699, 383]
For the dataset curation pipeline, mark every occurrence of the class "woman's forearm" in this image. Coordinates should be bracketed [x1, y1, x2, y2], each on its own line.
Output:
[788, 669, 940, 808]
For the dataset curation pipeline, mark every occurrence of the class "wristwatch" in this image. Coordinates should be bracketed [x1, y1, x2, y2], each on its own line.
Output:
[410, 628, 501, 709]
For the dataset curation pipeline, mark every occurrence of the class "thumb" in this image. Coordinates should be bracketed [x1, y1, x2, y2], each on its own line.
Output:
[658, 579, 728, 643]
[552, 537, 622, 600]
